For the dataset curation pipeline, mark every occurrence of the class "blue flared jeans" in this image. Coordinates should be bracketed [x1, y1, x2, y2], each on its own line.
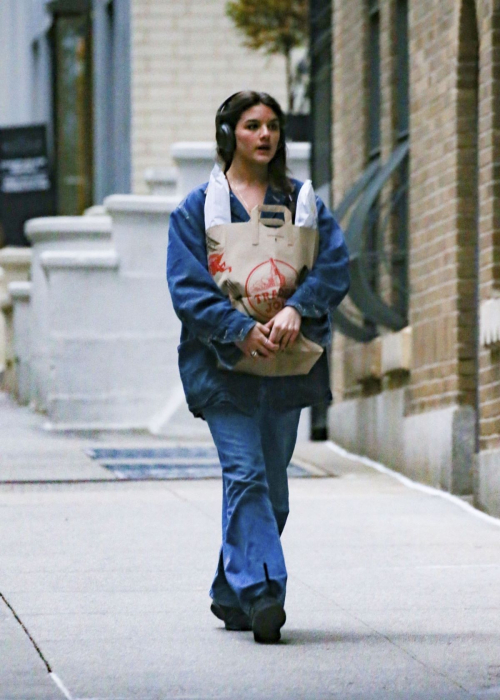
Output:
[203, 385, 301, 615]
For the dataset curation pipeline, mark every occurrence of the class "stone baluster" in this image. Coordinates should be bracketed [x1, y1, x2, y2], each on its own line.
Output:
[0, 248, 33, 395]
[7, 282, 32, 404]
[40, 195, 191, 431]
[24, 216, 112, 412]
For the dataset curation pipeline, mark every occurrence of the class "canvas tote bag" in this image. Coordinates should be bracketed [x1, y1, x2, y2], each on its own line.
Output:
[206, 203, 324, 376]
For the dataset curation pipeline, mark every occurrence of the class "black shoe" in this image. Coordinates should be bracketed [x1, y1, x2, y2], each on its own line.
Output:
[250, 597, 286, 644]
[210, 601, 252, 631]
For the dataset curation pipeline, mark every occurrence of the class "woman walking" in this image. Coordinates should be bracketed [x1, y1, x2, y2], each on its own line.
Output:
[167, 91, 350, 643]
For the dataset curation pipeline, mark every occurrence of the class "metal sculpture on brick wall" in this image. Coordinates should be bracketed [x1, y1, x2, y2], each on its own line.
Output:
[331, 140, 410, 342]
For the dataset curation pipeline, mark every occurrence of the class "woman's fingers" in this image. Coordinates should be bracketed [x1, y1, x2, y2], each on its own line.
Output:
[237, 313, 301, 358]
[269, 322, 290, 345]
[238, 325, 278, 358]
[270, 321, 301, 347]
[279, 329, 293, 350]
[285, 328, 300, 348]
[278, 327, 300, 350]
[257, 322, 271, 336]
[257, 334, 279, 357]
[268, 309, 301, 345]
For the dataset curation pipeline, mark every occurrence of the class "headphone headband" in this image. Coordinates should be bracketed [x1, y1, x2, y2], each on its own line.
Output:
[217, 92, 241, 117]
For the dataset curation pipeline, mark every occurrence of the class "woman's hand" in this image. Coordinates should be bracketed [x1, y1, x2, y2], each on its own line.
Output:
[235, 323, 279, 358]
[266, 307, 302, 350]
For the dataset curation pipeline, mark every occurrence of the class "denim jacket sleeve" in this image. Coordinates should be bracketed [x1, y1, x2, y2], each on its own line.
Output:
[285, 196, 350, 318]
[166, 186, 256, 348]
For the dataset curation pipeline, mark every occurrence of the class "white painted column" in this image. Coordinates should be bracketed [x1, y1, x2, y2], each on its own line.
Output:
[39, 195, 190, 431]
[24, 216, 112, 412]
[105, 195, 179, 276]
[104, 194, 210, 439]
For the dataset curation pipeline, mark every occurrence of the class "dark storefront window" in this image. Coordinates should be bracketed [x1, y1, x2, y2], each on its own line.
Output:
[310, 0, 333, 206]
[367, 0, 381, 161]
[365, 0, 382, 300]
[395, 0, 409, 140]
[391, 0, 409, 319]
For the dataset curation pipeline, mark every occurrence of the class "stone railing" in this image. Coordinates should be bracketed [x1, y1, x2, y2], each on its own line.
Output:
[24, 216, 112, 412]
[0, 247, 33, 395]
[39, 195, 201, 432]
[7, 281, 32, 404]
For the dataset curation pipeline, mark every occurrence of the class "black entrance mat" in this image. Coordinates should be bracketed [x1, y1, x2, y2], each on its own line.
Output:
[86, 446, 311, 480]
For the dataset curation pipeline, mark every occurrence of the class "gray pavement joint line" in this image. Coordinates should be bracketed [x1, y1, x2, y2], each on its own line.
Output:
[0, 592, 73, 700]
[326, 441, 500, 528]
[287, 573, 475, 696]
[0, 478, 226, 485]
[0, 591, 51, 673]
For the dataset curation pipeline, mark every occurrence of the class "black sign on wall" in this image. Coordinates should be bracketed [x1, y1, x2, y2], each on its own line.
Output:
[0, 125, 55, 247]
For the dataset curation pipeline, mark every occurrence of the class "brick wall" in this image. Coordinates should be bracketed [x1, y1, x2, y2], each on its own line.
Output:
[477, 0, 500, 449]
[332, 0, 366, 202]
[332, 0, 500, 449]
[332, 0, 404, 399]
[332, 0, 367, 400]
[130, 0, 287, 193]
[406, 0, 464, 415]
[409, 0, 500, 442]
[332, 2, 495, 401]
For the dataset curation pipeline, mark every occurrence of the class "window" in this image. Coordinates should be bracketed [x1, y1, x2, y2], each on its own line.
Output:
[310, 0, 333, 206]
[367, 0, 381, 161]
[52, 9, 93, 214]
[365, 0, 382, 300]
[391, 0, 410, 319]
[395, 0, 409, 140]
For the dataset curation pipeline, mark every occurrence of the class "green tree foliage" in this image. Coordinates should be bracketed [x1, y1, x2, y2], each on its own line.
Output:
[226, 0, 309, 111]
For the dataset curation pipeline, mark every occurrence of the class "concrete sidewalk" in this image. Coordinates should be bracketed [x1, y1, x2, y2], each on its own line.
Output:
[1, 393, 500, 700]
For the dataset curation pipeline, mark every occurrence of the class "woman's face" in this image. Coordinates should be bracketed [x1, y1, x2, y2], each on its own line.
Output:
[233, 103, 281, 166]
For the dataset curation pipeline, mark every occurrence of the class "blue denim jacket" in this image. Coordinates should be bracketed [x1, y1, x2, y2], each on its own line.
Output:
[166, 178, 350, 416]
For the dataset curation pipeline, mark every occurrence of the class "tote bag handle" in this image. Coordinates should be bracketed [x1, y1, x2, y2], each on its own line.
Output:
[250, 204, 293, 245]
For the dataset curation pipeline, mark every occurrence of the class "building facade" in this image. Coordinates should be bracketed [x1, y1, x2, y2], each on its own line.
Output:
[130, 0, 287, 193]
[0, 0, 287, 213]
[325, 0, 500, 516]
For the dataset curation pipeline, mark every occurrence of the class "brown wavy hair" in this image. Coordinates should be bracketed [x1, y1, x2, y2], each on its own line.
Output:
[215, 91, 294, 196]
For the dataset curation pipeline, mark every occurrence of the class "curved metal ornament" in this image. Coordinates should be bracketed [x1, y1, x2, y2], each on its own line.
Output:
[331, 140, 410, 340]
[346, 141, 409, 330]
[330, 308, 379, 342]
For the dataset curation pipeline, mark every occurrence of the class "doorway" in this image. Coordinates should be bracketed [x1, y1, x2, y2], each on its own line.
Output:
[457, 0, 480, 452]
[52, 9, 93, 214]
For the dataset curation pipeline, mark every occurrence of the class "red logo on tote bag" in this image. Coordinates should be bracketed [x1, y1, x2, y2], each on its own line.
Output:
[208, 253, 232, 276]
[246, 258, 298, 319]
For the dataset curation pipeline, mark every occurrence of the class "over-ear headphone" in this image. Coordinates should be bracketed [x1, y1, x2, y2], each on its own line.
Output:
[215, 92, 240, 164]
[215, 91, 287, 166]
